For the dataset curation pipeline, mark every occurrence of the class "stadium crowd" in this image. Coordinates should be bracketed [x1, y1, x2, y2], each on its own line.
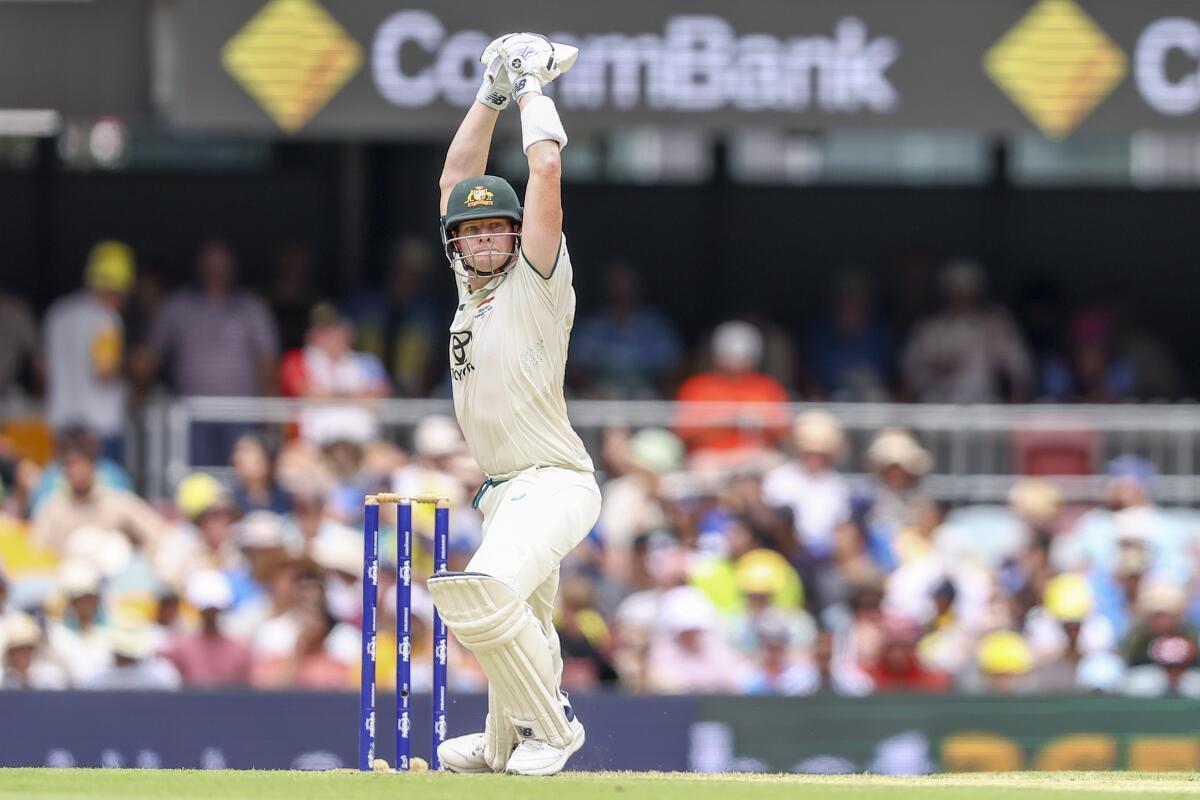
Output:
[0, 239, 1197, 697]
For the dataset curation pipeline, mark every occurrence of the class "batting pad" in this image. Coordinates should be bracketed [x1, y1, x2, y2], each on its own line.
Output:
[428, 572, 573, 747]
[484, 684, 518, 772]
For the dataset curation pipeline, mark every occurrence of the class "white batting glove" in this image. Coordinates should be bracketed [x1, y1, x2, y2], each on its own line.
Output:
[476, 37, 513, 111]
[497, 33, 579, 100]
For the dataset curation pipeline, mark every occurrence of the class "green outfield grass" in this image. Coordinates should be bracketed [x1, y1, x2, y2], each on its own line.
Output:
[1, 770, 1199, 800]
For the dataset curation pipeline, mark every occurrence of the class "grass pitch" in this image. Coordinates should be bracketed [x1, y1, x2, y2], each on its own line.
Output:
[1, 769, 1198, 799]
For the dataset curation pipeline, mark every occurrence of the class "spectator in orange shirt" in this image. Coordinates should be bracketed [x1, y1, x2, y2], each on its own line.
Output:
[673, 321, 790, 466]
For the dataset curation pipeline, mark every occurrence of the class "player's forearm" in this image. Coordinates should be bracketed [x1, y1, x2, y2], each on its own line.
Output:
[439, 103, 500, 205]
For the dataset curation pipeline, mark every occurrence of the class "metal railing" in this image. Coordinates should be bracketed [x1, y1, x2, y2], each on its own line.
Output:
[134, 397, 1200, 505]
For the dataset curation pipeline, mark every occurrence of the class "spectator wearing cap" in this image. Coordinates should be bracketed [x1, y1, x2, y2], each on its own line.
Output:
[1024, 574, 1118, 692]
[31, 431, 164, 555]
[673, 321, 790, 467]
[138, 240, 279, 465]
[82, 622, 181, 690]
[153, 473, 245, 591]
[971, 630, 1035, 694]
[570, 261, 684, 399]
[725, 549, 812, 655]
[763, 410, 851, 561]
[46, 561, 112, 686]
[163, 570, 253, 687]
[861, 428, 933, 541]
[1, 613, 68, 689]
[43, 241, 136, 462]
[901, 259, 1033, 403]
[230, 435, 291, 516]
[645, 586, 747, 693]
[1122, 582, 1200, 697]
[281, 303, 390, 445]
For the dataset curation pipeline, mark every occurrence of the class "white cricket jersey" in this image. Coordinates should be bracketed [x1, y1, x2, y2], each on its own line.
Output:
[449, 235, 594, 479]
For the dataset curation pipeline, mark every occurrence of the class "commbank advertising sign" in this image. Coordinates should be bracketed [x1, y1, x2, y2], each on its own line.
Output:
[154, 0, 1200, 138]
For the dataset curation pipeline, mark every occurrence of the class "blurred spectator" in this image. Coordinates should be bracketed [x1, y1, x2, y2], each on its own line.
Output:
[1040, 310, 1136, 403]
[805, 271, 894, 401]
[46, 562, 112, 686]
[901, 259, 1033, 403]
[163, 570, 253, 687]
[725, 549, 810, 653]
[598, 428, 682, 584]
[251, 604, 349, 690]
[1122, 582, 1200, 697]
[43, 241, 135, 461]
[139, 239, 279, 464]
[861, 616, 952, 693]
[861, 428, 933, 540]
[739, 610, 814, 695]
[31, 431, 164, 555]
[763, 410, 851, 561]
[645, 586, 745, 693]
[804, 628, 875, 696]
[972, 629, 1035, 694]
[1014, 277, 1070, 402]
[1025, 574, 1118, 692]
[154, 473, 244, 590]
[230, 435, 291, 515]
[556, 575, 619, 690]
[1056, 456, 1192, 586]
[0, 289, 38, 399]
[122, 258, 167, 351]
[280, 304, 389, 445]
[145, 588, 182, 654]
[1, 613, 68, 690]
[346, 238, 441, 397]
[82, 623, 181, 690]
[674, 321, 790, 466]
[392, 415, 466, 513]
[1104, 293, 1183, 401]
[571, 262, 683, 399]
[28, 426, 134, 516]
[268, 242, 322, 351]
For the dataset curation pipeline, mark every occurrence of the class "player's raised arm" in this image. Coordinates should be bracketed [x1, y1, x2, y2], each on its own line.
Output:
[439, 39, 514, 215]
[496, 35, 578, 276]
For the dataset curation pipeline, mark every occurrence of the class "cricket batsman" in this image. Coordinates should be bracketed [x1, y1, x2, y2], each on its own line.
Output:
[426, 33, 601, 776]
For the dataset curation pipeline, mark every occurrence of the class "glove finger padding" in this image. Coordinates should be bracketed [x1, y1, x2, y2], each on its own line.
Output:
[499, 34, 579, 98]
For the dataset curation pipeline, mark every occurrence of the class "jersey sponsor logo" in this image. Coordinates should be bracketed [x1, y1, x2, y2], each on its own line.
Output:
[465, 186, 495, 208]
[450, 330, 475, 381]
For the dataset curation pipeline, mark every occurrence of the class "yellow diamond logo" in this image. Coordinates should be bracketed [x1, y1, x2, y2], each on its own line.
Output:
[985, 0, 1127, 139]
[222, 0, 362, 133]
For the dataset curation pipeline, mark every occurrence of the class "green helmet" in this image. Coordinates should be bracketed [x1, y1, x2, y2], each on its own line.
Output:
[441, 175, 523, 278]
[441, 175, 522, 234]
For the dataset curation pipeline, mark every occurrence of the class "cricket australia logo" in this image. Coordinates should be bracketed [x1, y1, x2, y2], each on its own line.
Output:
[450, 330, 475, 381]
[398, 637, 411, 660]
[399, 713, 411, 737]
[435, 640, 448, 666]
[366, 638, 376, 661]
[399, 562, 411, 587]
[465, 186, 494, 208]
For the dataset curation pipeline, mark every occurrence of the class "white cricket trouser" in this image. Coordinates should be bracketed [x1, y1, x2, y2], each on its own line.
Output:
[466, 466, 601, 683]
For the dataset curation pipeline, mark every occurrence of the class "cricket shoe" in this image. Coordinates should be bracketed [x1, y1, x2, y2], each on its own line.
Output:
[437, 732, 493, 773]
[504, 710, 586, 776]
